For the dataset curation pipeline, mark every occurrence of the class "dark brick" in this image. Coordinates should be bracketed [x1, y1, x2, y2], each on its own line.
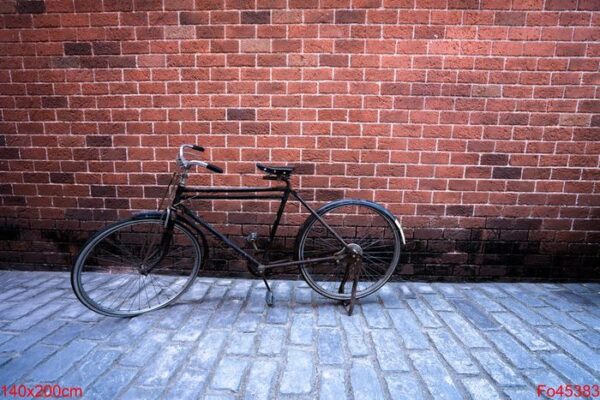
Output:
[335, 10, 365, 24]
[103, 0, 133, 11]
[579, 0, 600, 10]
[79, 56, 109, 69]
[42, 97, 67, 108]
[93, 209, 118, 221]
[446, 205, 474, 217]
[545, 0, 577, 10]
[92, 42, 121, 55]
[108, 56, 136, 68]
[448, 0, 479, 9]
[480, 154, 508, 166]
[180, 12, 209, 25]
[4, 15, 33, 28]
[4, 196, 26, 206]
[16, 1, 46, 13]
[427, 240, 454, 253]
[91, 185, 116, 198]
[413, 229, 444, 240]
[65, 208, 94, 221]
[578, 100, 600, 113]
[0, 148, 19, 159]
[86, 136, 113, 147]
[241, 11, 270, 24]
[51, 57, 81, 69]
[513, 218, 542, 230]
[494, 12, 526, 26]
[492, 167, 522, 179]
[64, 42, 92, 56]
[227, 108, 256, 121]
[0, 184, 12, 195]
[316, 189, 344, 201]
[50, 173, 75, 184]
[104, 198, 130, 209]
[294, 163, 315, 175]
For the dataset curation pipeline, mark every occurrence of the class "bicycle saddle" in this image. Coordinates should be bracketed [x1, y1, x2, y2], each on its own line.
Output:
[256, 163, 294, 178]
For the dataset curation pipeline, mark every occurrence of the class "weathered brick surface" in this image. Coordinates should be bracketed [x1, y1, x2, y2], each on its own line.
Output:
[0, 2, 599, 278]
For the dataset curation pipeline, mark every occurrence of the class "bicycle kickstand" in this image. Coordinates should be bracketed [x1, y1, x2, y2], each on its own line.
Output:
[261, 273, 274, 307]
[341, 261, 360, 316]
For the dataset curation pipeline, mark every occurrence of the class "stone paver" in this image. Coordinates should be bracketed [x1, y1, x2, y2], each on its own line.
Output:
[0, 271, 598, 399]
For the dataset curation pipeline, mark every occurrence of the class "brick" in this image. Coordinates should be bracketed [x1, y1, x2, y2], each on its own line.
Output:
[63, 349, 121, 388]
[350, 360, 386, 399]
[492, 312, 554, 351]
[483, 330, 542, 369]
[318, 328, 344, 365]
[340, 315, 370, 356]
[280, 349, 313, 394]
[439, 312, 490, 348]
[258, 326, 286, 355]
[492, 167, 522, 179]
[538, 328, 600, 374]
[428, 329, 479, 374]
[28, 339, 96, 382]
[241, 11, 271, 24]
[188, 331, 227, 369]
[1, 343, 57, 385]
[64, 42, 92, 55]
[388, 308, 430, 349]
[450, 299, 498, 329]
[335, 10, 366, 23]
[245, 360, 278, 399]
[16, 1, 46, 13]
[87, 367, 137, 399]
[371, 329, 410, 371]
[211, 358, 249, 392]
[462, 378, 502, 400]
[410, 352, 463, 400]
[227, 108, 256, 121]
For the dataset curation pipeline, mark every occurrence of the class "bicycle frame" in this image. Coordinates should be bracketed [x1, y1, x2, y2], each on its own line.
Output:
[170, 180, 351, 273]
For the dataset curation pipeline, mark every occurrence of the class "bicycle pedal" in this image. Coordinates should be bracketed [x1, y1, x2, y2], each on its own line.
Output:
[246, 232, 260, 251]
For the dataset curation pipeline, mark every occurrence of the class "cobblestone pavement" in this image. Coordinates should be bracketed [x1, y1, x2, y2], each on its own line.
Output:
[0, 271, 598, 399]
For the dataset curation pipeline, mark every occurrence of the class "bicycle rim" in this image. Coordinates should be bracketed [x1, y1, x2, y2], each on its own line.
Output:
[297, 201, 401, 301]
[72, 218, 201, 317]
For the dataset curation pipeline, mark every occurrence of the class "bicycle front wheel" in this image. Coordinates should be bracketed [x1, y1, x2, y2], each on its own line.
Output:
[295, 200, 402, 301]
[71, 216, 202, 317]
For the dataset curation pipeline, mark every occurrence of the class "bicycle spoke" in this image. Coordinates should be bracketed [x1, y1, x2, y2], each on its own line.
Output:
[298, 202, 401, 301]
[75, 218, 201, 316]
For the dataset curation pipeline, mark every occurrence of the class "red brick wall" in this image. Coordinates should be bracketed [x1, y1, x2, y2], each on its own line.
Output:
[0, 0, 599, 279]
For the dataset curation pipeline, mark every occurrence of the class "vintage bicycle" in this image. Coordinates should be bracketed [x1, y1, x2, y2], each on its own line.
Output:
[71, 144, 406, 317]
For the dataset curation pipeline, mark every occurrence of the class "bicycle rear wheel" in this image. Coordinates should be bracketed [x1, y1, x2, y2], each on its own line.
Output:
[71, 216, 202, 317]
[295, 200, 402, 301]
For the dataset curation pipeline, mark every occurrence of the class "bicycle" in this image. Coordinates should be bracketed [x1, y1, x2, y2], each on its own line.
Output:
[71, 144, 406, 317]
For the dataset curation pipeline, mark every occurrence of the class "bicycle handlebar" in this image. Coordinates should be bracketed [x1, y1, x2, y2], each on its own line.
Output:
[178, 144, 223, 174]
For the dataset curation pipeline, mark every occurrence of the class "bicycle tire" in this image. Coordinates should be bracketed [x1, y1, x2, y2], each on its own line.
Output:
[295, 199, 402, 301]
[71, 215, 202, 317]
